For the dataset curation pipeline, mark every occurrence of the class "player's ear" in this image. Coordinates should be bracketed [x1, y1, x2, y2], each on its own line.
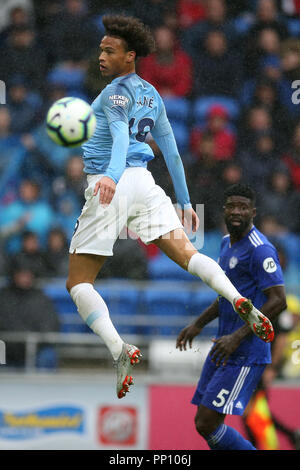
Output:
[252, 206, 257, 218]
[126, 50, 136, 63]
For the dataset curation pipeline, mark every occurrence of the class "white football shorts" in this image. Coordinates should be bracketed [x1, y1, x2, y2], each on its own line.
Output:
[69, 167, 183, 256]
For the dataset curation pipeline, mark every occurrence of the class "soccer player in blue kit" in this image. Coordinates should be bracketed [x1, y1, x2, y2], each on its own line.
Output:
[66, 15, 274, 399]
[176, 184, 287, 450]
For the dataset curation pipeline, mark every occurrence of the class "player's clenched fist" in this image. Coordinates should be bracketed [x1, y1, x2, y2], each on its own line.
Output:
[94, 176, 116, 206]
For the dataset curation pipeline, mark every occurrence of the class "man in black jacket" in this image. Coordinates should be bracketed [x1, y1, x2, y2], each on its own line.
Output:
[0, 261, 60, 368]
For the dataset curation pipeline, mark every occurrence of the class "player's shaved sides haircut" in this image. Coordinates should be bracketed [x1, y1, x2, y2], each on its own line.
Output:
[102, 14, 156, 59]
[224, 184, 256, 206]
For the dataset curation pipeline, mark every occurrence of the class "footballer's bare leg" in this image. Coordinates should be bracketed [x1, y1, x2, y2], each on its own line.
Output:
[194, 405, 226, 439]
[153, 228, 274, 342]
[66, 252, 141, 398]
[66, 252, 107, 291]
[152, 228, 241, 302]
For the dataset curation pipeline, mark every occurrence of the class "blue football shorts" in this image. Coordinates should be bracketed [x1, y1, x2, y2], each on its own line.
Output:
[191, 356, 266, 415]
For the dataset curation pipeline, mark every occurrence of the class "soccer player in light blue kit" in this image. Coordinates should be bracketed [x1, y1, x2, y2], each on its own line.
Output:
[66, 15, 274, 400]
[177, 184, 286, 450]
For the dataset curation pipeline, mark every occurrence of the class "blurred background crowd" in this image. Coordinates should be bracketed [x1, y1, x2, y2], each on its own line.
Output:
[1, 0, 300, 281]
[1, 0, 300, 374]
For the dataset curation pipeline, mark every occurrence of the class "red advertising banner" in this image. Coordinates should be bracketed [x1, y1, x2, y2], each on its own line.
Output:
[149, 385, 300, 450]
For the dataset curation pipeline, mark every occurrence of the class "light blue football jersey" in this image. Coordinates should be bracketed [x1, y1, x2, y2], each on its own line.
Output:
[82, 72, 171, 174]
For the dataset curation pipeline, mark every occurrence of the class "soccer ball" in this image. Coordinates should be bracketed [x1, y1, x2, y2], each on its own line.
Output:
[46, 97, 96, 147]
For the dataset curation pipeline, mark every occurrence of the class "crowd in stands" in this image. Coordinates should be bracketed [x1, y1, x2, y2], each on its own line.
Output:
[1, 0, 300, 286]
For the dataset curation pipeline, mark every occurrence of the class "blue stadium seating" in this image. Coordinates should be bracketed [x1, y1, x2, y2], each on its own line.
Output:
[142, 288, 193, 336]
[286, 19, 300, 36]
[101, 286, 140, 335]
[148, 252, 196, 281]
[168, 120, 189, 153]
[44, 284, 87, 333]
[193, 96, 240, 124]
[163, 97, 190, 123]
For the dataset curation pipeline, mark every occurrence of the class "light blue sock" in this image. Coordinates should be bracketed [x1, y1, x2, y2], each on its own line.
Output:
[207, 424, 256, 450]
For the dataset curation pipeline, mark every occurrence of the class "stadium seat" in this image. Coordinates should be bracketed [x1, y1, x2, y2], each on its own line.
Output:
[100, 286, 140, 335]
[162, 97, 190, 123]
[286, 19, 300, 36]
[142, 288, 193, 336]
[233, 16, 253, 35]
[44, 284, 89, 333]
[36, 346, 58, 369]
[168, 120, 189, 153]
[191, 290, 219, 337]
[47, 67, 85, 90]
[193, 96, 240, 124]
[148, 252, 195, 281]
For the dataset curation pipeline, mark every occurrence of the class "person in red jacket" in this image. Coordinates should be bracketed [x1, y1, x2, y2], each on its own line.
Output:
[176, 0, 206, 29]
[190, 104, 236, 162]
[137, 25, 193, 97]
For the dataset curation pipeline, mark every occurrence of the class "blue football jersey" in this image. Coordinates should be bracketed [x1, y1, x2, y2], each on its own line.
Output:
[82, 72, 171, 174]
[217, 226, 284, 364]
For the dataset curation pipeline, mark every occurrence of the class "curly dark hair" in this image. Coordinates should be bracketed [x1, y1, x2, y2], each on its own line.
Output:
[224, 184, 256, 205]
[102, 14, 156, 59]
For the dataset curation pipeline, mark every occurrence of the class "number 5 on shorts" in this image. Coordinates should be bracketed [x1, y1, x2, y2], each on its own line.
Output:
[212, 388, 230, 407]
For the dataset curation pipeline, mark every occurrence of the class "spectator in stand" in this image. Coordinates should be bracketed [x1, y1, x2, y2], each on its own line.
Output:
[281, 121, 300, 190]
[0, 5, 32, 47]
[50, 156, 85, 241]
[0, 261, 60, 368]
[193, 29, 244, 97]
[41, 0, 99, 63]
[176, 0, 206, 30]
[190, 104, 236, 162]
[246, 26, 283, 78]
[132, 0, 175, 29]
[6, 75, 42, 134]
[258, 167, 299, 231]
[0, 108, 29, 204]
[44, 228, 70, 278]
[238, 105, 274, 151]
[138, 25, 193, 98]
[237, 130, 280, 192]
[244, 0, 288, 76]
[0, 108, 22, 178]
[51, 154, 87, 209]
[181, 0, 238, 58]
[187, 134, 224, 230]
[240, 77, 292, 146]
[0, 179, 55, 253]
[0, 24, 47, 93]
[99, 231, 149, 280]
[8, 230, 48, 278]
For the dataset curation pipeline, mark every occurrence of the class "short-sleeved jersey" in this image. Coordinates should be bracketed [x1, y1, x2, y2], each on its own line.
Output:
[82, 72, 172, 174]
[217, 226, 284, 365]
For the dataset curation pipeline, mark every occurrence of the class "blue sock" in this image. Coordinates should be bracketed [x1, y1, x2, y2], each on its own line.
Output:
[207, 424, 256, 450]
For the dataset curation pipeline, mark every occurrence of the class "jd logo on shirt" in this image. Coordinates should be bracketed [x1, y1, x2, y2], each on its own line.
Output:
[263, 257, 277, 273]
[229, 256, 238, 269]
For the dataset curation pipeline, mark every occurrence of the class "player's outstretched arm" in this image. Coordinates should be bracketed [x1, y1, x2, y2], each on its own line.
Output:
[176, 298, 219, 351]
